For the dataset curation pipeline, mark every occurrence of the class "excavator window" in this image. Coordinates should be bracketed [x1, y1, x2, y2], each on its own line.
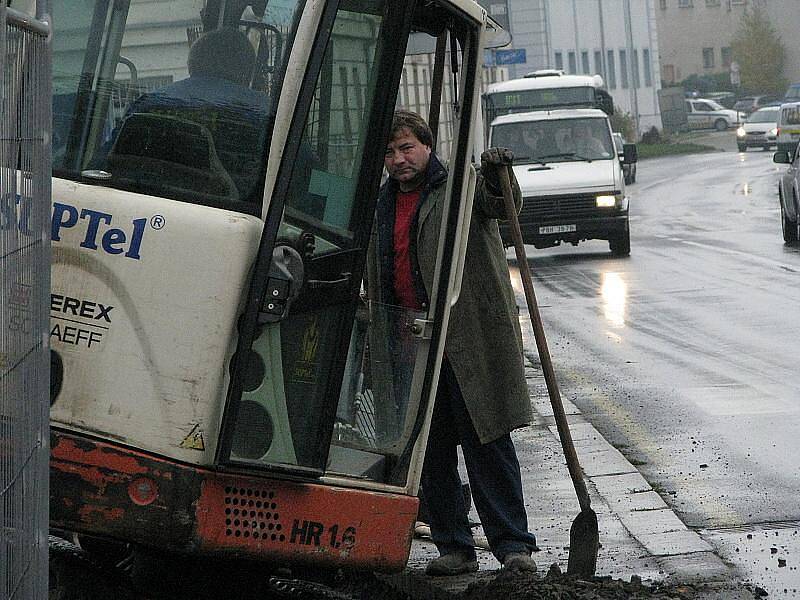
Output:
[51, 0, 293, 214]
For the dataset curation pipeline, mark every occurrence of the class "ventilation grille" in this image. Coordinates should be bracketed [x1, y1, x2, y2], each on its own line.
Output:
[223, 486, 284, 541]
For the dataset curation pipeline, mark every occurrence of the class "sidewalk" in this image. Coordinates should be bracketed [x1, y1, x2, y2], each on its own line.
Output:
[392, 326, 755, 599]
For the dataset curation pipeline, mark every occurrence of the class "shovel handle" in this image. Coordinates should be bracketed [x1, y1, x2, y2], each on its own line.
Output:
[498, 165, 592, 512]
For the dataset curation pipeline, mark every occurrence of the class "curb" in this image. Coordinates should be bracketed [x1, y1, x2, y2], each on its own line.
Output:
[524, 357, 738, 586]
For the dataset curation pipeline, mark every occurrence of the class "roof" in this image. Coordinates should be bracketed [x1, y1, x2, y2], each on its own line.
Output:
[485, 73, 604, 95]
[440, 0, 485, 21]
[490, 108, 608, 126]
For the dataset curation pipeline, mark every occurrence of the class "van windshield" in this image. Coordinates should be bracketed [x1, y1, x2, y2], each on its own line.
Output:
[747, 109, 778, 123]
[491, 117, 614, 164]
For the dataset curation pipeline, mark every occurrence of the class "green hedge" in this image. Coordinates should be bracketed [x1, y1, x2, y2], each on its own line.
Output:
[637, 142, 718, 159]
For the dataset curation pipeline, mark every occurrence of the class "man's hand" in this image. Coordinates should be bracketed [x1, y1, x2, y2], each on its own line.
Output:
[480, 147, 514, 190]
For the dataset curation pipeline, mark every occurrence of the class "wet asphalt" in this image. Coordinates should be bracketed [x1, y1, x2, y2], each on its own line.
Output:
[504, 130, 800, 596]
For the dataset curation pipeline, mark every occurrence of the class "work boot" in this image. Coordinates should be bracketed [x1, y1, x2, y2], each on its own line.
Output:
[502, 552, 537, 573]
[425, 552, 479, 576]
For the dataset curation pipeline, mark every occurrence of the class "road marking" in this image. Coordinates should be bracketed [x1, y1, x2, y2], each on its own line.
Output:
[654, 235, 800, 273]
[560, 367, 743, 527]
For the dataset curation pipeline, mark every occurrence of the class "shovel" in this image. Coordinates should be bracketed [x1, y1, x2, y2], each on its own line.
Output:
[497, 164, 599, 579]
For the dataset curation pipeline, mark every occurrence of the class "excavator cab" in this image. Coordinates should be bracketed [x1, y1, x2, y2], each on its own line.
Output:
[49, 0, 492, 572]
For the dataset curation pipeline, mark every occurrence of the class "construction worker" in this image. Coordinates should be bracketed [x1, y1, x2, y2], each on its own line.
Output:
[372, 111, 538, 576]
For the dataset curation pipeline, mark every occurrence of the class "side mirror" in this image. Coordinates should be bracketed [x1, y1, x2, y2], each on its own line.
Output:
[774, 151, 791, 164]
[622, 143, 638, 164]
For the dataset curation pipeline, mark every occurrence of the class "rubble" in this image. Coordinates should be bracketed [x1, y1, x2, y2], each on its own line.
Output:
[458, 564, 696, 600]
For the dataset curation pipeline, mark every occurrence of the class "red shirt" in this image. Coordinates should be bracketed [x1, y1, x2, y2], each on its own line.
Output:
[393, 189, 423, 309]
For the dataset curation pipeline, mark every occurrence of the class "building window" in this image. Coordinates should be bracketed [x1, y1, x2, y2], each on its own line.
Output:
[632, 49, 640, 88]
[594, 50, 604, 79]
[619, 49, 629, 88]
[554, 51, 564, 71]
[721, 46, 732, 68]
[705, 0, 720, 5]
[678, 0, 693, 6]
[568, 51, 577, 74]
[702, 47, 715, 69]
[607, 49, 616, 89]
[659, 0, 667, 8]
[581, 51, 590, 74]
[643, 48, 652, 87]
[662, 64, 675, 84]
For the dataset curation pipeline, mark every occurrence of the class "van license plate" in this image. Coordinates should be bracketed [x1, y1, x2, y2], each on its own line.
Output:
[539, 224, 576, 234]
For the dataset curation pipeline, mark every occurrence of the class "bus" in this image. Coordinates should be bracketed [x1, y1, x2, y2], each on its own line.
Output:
[483, 69, 614, 125]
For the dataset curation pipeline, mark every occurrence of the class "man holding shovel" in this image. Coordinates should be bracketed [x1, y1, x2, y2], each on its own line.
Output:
[372, 111, 538, 576]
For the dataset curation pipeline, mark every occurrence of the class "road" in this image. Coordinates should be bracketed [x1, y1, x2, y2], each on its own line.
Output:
[509, 142, 800, 595]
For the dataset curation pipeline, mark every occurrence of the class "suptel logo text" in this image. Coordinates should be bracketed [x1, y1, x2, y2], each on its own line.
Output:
[52, 202, 147, 260]
[3, 195, 156, 261]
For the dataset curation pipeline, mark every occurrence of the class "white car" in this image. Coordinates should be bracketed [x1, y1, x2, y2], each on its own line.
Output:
[736, 106, 779, 151]
[685, 98, 745, 131]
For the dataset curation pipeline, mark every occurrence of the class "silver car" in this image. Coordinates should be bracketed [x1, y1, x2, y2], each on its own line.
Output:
[774, 147, 800, 243]
[736, 106, 779, 152]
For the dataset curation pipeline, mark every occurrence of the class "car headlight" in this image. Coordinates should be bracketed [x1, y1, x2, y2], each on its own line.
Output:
[596, 194, 617, 207]
[736, 127, 746, 137]
[770, 128, 778, 136]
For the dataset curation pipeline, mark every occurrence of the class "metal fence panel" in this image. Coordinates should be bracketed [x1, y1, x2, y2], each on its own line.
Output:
[0, 5, 52, 600]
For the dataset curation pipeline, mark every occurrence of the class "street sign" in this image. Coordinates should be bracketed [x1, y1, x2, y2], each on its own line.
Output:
[495, 48, 526, 65]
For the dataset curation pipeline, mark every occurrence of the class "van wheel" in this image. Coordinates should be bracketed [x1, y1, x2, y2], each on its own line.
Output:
[714, 119, 728, 131]
[782, 201, 798, 244]
[609, 227, 631, 256]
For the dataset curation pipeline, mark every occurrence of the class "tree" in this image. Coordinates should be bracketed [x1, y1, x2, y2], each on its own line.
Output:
[730, 6, 787, 95]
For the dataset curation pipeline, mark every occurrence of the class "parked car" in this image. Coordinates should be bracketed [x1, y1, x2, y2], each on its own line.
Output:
[733, 95, 780, 115]
[684, 98, 744, 131]
[706, 91, 737, 109]
[735, 105, 779, 151]
[773, 148, 800, 243]
[612, 132, 636, 184]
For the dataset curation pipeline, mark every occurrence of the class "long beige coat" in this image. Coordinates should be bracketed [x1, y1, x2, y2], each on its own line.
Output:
[371, 155, 532, 444]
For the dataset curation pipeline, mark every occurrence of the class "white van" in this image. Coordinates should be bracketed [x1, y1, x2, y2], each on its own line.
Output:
[776, 101, 800, 154]
[490, 108, 636, 256]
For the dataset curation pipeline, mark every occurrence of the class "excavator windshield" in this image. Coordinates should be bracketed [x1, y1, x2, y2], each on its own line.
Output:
[52, 0, 298, 213]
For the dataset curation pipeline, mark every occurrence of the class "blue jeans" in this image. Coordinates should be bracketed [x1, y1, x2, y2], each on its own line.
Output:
[420, 359, 538, 562]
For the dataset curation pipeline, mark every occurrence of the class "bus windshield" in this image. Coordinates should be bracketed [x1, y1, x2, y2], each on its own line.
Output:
[491, 117, 614, 164]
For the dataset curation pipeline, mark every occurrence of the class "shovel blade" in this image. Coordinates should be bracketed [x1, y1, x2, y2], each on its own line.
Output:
[567, 508, 599, 578]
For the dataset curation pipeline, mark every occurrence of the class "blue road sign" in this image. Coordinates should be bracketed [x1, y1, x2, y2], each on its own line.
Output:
[495, 48, 526, 65]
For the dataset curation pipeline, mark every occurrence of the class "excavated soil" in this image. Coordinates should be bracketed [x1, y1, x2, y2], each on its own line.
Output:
[460, 565, 694, 600]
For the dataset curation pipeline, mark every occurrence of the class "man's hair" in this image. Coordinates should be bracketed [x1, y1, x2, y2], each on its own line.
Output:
[390, 110, 433, 148]
[188, 28, 255, 86]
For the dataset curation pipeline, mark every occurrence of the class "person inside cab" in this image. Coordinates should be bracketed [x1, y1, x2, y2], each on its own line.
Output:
[111, 28, 268, 204]
[568, 121, 609, 158]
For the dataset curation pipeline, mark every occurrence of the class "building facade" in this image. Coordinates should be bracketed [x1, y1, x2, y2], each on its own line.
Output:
[479, 0, 663, 134]
[656, 0, 800, 89]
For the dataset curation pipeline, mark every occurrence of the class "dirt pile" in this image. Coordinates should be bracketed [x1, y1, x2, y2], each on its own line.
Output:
[460, 564, 694, 600]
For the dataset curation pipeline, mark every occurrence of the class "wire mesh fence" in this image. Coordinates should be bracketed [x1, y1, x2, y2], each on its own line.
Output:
[0, 4, 52, 599]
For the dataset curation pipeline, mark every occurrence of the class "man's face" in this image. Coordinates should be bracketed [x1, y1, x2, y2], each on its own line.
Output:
[385, 128, 431, 191]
